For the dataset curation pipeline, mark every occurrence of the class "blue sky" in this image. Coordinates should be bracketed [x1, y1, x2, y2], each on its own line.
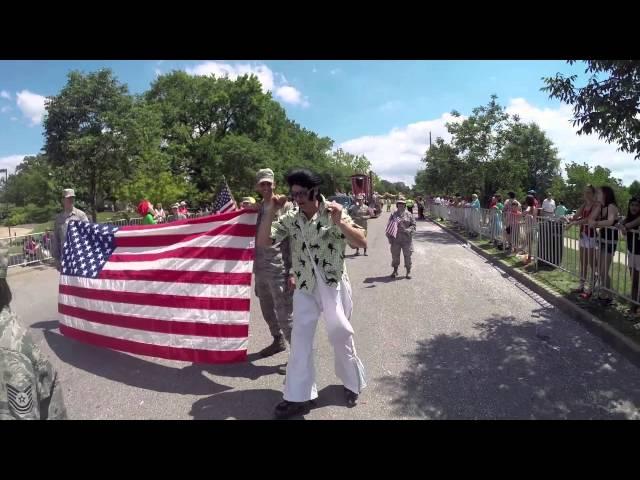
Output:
[1, 60, 636, 186]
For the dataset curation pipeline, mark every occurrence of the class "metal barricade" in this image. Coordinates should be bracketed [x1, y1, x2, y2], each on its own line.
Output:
[2, 232, 53, 267]
[427, 200, 640, 308]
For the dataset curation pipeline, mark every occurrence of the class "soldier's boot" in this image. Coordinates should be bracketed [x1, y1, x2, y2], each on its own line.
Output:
[364, 248, 368, 256]
[406, 267, 412, 279]
[355, 248, 360, 256]
[390, 267, 398, 278]
[259, 334, 287, 358]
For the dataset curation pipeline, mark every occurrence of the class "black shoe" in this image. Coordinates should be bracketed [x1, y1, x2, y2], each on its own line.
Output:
[274, 400, 312, 419]
[277, 363, 287, 375]
[344, 387, 359, 408]
[406, 269, 411, 279]
[390, 269, 398, 278]
[355, 249, 360, 256]
[259, 336, 287, 358]
[363, 250, 368, 256]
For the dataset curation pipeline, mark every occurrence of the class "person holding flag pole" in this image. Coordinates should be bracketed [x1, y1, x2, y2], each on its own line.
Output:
[386, 196, 416, 279]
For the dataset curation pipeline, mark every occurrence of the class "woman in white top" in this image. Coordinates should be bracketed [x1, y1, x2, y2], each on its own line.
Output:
[154, 203, 166, 222]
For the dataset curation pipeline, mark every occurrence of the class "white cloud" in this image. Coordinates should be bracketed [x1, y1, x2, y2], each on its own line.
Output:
[330, 68, 341, 76]
[340, 113, 463, 186]
[1, 106, 11, 113]
[10, 116, 17, 122]
[312, 67, 318, 73]
[505, 98, 639, 185]
[185, 61, 308, 107]
[275, 85, 309, 107]
[0, 90, 10, 100]
[340, 98, 640, 187]
[186, 61, 276, 92]
[155, 68, 162, 77]
[16, 90, 46, 126]
[0, 154, 34, 174]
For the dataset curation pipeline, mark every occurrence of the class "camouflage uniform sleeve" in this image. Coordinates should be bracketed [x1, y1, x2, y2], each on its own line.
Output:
[24, 334, 67, 420]
[78, 209, 90, 223]
[408, 212, 417, 234]
[281, 238, 292, 275]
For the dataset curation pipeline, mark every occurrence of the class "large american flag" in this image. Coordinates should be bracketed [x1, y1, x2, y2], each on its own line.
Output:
[213, 180, 237, 214]
[58, 209, 257, 364]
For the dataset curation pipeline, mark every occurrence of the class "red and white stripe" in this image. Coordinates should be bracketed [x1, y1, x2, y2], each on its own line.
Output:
[218, 199, 236, 214]
[58, 209, 257, 364]
[386, 216, 399, 238]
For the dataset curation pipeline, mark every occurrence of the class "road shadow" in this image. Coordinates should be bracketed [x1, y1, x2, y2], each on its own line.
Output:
[363, 276, 398, 284]
[183, 352, 287, 381]
[378, 310, 640, 419]
[313, 384, 352, 409]
[43, 330, 232, 396]
[31, 320, 60, 330]
[413, 229, 460, 246]
[189, 384, 350, 420]
[190, 388, 285, 420]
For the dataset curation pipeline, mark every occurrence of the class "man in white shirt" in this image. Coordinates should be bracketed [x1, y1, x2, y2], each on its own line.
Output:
[541, 193, 556, 217]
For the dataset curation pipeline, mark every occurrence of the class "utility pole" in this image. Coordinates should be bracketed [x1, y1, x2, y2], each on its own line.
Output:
[0, 168, 8, 237]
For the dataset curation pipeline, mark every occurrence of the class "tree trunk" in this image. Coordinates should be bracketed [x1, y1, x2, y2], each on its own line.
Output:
[90, 173, 98, 223]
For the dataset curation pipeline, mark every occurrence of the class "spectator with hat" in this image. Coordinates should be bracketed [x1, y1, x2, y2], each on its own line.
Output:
[171, 203, 186, 220]
[241, 197, 258, 210]
[51, 189, 89, 272]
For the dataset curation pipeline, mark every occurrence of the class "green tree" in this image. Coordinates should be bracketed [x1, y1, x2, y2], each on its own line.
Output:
[543, 60, 640, 159]
[417, 96, 563, 205]
[501, 122, 561, 196]
[1, 155, 57, 207]
[44, 69, 134, 221]
[629, 180, 640, 198]
[564, 162, 629, 211]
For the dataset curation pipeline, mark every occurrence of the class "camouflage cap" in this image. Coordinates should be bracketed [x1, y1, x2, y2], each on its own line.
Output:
[256, 168, 275, 184]
[0, 241, 8, 279]
[62, 188, 75, 198]
[396, 196, 407, 204]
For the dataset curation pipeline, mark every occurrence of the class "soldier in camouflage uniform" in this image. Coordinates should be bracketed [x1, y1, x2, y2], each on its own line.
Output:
[254, 169, 295, 358]
[51, 189, 89, 271]
[348, 194, 370, 256]
[0, 244, 68, 420]
[386, 196, 416, 279]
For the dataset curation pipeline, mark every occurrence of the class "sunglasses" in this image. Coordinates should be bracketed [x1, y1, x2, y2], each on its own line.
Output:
[290, 189, 311, 199]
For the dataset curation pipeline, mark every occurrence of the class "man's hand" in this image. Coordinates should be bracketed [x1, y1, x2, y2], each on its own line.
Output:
[266, 194, 288, 212]
[287, 274, 296, 292]
[325, 201, 343, 225]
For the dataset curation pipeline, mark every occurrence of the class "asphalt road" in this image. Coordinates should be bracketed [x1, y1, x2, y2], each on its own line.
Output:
[8, 211, 640, 419]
